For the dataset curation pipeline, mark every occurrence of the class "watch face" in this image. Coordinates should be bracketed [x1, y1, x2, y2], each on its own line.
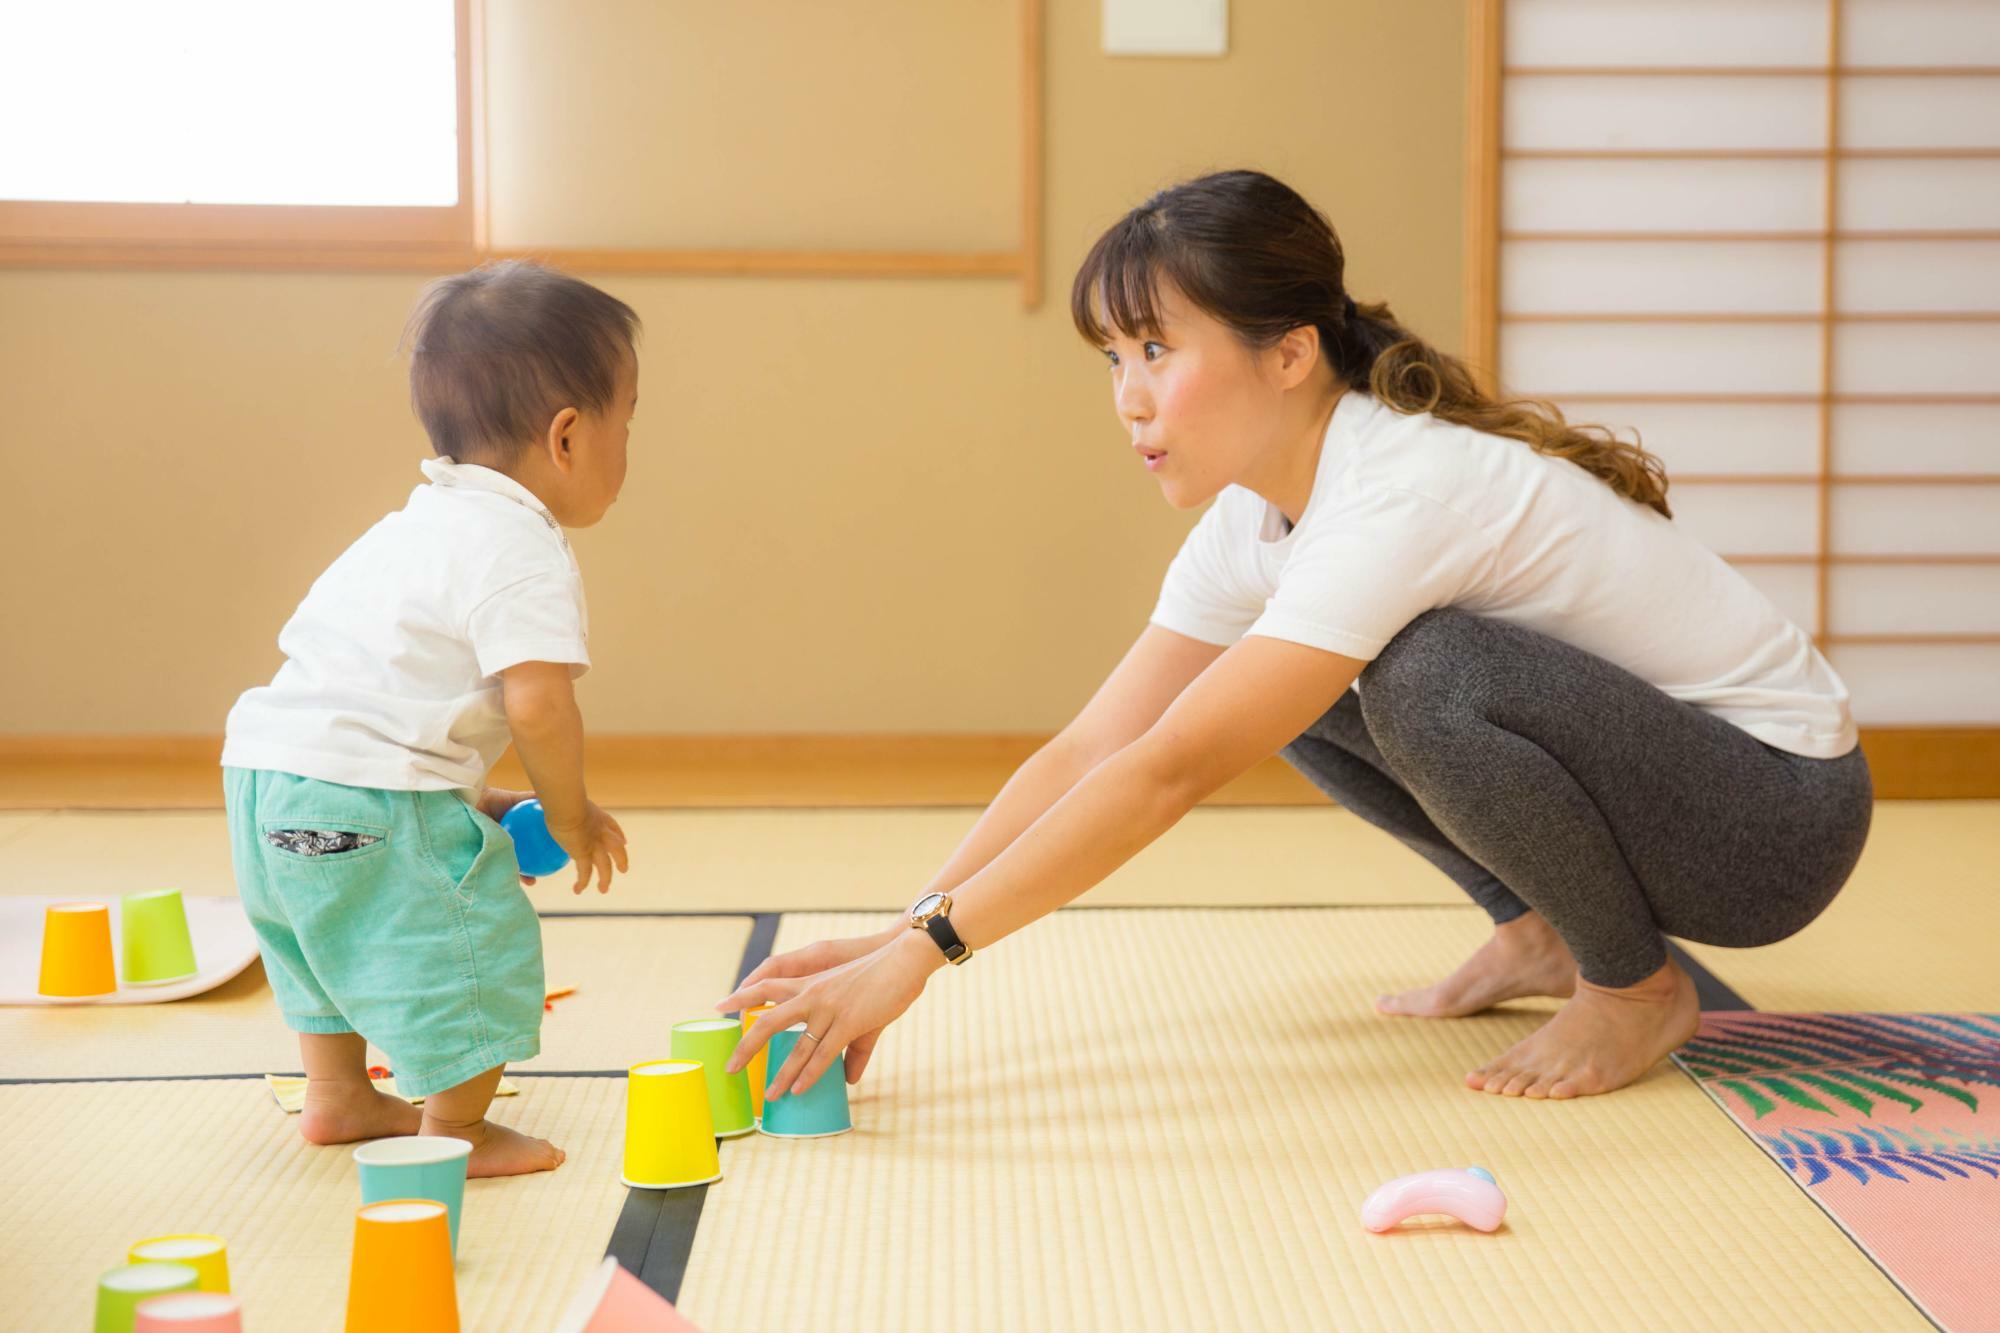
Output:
[912, 892, 947, 920]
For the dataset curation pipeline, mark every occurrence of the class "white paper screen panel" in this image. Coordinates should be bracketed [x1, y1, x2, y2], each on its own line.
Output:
[1497, 0, 2000, 725]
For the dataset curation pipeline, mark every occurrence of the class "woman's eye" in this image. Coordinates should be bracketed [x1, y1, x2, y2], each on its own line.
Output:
[1103, 348, 1120, 367]
[1143, 342, 1165, 360]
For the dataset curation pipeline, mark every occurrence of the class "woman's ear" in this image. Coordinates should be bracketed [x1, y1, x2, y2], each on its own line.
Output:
[1273, 325, 1322, 390]
[543, 406, 581, 473]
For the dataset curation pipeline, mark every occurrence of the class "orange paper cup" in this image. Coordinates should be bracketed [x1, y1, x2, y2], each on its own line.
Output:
[741, 1003, 778, 1121]
[134, 1292, 243, 1332]
[39, 901, 117, 997]
[344, 1199, 458, 1333]
[553, 1256, 706, 1332]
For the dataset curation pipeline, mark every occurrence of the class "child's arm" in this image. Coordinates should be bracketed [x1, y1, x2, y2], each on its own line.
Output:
[500, 660, 628, 893]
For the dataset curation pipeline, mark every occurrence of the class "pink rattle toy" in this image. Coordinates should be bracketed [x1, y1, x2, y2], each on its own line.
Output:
[1361, 1166, 1507, 1233]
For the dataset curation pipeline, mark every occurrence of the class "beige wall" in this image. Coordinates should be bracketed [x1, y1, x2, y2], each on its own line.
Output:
[0, 0, 1466, 735]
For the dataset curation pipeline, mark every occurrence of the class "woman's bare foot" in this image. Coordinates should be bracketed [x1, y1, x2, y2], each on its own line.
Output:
[421, 1114, 566, 1178]
[1466, 953, 1701, 1099]
[1377, 913, 1578, 1017]
[299, 1080, 423, 1145]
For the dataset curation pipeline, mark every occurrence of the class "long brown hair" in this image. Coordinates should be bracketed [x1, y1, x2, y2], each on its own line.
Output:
[1070, 170, 1671, 518]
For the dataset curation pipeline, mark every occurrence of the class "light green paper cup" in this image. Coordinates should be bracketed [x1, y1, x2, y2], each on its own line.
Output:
[96, 1263, 199, 1333]
[120, 888, 198, 985]
[669, 1017, 756, 1137]
[353, 1134, 475, 1255]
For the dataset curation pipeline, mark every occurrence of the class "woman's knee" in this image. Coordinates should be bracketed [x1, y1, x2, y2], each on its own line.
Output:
[1358, 609, 1498, 740]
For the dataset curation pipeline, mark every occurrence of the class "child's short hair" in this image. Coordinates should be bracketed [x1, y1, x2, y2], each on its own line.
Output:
[403, 260, 640, 464]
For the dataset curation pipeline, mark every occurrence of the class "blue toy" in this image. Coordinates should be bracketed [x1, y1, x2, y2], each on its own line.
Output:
[500, 798, 571, 878]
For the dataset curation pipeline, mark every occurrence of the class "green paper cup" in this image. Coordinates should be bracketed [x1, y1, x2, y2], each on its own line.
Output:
[354, 1135, 475, 1255]
[670, 1017, 756, 1138]
[120, 888, 198, 985]
[95, 1263, 199, 1333]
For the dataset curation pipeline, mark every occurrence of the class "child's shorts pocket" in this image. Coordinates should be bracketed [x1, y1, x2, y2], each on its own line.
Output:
[419, 794, 505, 905]
[258, 819, 392, 865]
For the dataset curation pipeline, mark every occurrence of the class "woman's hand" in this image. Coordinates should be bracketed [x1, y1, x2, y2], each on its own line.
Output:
[718, 926, 903, 1008]
[722, 932, 941, 1098]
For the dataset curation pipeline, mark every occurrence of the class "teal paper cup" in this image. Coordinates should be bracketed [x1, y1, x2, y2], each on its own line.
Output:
[95, 1263, 199, 1333]
[759, 1024, 853, 1139]
[353, 1135, 474, 1255]
[120, 888, 198, 985]
[669, 1017, 756, 1138]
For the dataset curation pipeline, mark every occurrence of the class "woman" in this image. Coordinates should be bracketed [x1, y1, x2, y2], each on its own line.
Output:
[716, 170, 1871, 1103]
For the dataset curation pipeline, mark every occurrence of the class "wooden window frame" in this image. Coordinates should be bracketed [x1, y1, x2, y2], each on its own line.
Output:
[0, 0, 1045, 307]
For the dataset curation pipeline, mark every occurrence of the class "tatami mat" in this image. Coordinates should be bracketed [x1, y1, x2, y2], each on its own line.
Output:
[1683, 801, 2000, 1012]
[675, 909, 1924, 1332]
[0, 1075, 631, 1333]
[0, 916, 749, 1079]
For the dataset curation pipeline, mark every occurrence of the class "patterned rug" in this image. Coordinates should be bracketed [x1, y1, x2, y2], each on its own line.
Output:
[1676, 1013, 2000, 1332]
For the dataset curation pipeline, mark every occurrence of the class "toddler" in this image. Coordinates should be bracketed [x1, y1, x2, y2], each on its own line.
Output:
[222, 260, 636, 1176]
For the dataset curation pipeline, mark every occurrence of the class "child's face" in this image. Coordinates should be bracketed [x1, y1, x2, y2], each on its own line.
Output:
[549, 353, 637, 528]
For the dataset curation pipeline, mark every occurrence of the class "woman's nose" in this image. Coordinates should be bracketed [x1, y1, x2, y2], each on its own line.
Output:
[1114, 371, 1152, 425]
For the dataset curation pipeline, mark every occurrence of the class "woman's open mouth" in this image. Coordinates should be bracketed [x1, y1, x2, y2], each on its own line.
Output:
[1137, 446, 1167, 471]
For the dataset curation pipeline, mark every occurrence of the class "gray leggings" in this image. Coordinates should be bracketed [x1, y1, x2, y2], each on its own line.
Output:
[1281, 609, 1874, 988]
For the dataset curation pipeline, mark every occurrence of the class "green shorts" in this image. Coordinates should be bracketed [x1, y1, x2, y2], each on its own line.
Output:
[223, 767, 542, 1097]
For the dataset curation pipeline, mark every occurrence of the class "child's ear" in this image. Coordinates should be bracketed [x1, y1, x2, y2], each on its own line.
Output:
[544, 407, 581, 472]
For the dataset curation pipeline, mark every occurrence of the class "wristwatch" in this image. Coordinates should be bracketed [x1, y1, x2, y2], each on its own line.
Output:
[908, 891, 973, 965]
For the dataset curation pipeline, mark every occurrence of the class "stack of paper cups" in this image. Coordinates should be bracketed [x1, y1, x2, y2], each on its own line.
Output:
[669, 1018, 755, 1138]
[128, 1234, 229, 1293]
[134, 1292, 244, 1332]
[622, 1060, 721, 1189]
[343, 1199, 458, 1333]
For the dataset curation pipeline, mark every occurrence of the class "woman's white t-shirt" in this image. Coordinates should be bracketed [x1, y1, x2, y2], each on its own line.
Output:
[1149, 391, 1857, 759]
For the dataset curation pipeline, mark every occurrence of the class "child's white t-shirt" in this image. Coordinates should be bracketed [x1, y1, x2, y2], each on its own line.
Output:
[222, 457, 591, 790]
[1149, 391, 1858, 760]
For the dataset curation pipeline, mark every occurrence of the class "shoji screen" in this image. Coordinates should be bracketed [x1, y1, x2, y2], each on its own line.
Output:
[1496, 0, 2000, 724]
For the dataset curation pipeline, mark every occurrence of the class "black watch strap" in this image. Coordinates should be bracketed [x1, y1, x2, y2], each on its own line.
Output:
[923, 912, 970, 964]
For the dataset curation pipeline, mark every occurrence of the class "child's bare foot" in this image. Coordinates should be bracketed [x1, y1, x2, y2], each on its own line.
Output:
[1466, 952, 1701, 1099]
[422, 1115, 566, 1178]
[299, 1080, 423, 1145]
[1376, 912, 1578, 1017]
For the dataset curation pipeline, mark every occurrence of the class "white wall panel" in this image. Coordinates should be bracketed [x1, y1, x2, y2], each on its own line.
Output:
[1838, 240, 2000, 312]
[1834, 403, 2000, 474]
[1834, 565, 2000, 635]
[1834, 323, 2000, 396]
[1828, 645, 2000, 723]
[1839, 161, 2000, 230]
[1669, 483, 1817, 555]
[1841, 77, 2000, 150]
[1833, 485, 2000, 554]
[1507, 76, 1826, 151]
[1504, 159, 1825, 232]
[1503, 239, 1821, 313]
[1502, 323, 1820, 395]
[1505, 0, 1826, 67]
[1843, 1, 2000, 67]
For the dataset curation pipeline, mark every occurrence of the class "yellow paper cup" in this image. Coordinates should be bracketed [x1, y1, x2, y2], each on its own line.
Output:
[121, 888, 199, 985]
[741, 1003, 778, 1121]
[40, 901, 118, 997]
[134, 1292, 243, 1332]
[670, 1017, 755, 1138]
[96, 1263, 199, 1333]
[129, 1234, 229, 1293]
[344, 1199, 459, 1333]
[622, 1059, 721, 1189]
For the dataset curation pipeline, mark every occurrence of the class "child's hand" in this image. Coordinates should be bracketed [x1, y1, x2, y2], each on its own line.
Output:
[546, 802, 629, 895]
[474, 787, 537, 823]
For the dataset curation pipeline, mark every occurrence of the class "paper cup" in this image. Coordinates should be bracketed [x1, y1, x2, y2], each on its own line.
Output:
[553, 1256, 705, 1333]
[95, 1263, 199, 1333]
[40, 901, 117, 997]
[128, 1234, 229, 1293]
[758, 1025, 853, 1139]
[134, 1292, 243, 1332]
[740, 1003, 778, 1122]
[120, 888, 199, 985]
[622, 1060, 721, 1189]
[354, 1135, 474, 1255]
[344, 1199, 458, 1333]
[669, 1018, 755, 1138]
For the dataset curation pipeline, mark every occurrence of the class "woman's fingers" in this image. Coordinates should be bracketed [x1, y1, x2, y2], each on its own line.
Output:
[789, 1022, 848, 1097]
[844, 1028, 883, 1084]
[762, 1017, 826, 1101]
[724, 993, 805, 1073]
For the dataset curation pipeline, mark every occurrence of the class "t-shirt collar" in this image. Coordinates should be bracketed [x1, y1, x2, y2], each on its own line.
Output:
[419, 456, 566, 541]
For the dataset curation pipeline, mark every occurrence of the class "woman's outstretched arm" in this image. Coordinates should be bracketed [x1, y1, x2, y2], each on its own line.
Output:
[727, 633, 1364, 1098]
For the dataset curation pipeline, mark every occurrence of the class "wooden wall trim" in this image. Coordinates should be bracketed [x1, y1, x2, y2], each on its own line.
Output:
[1462, 0, 1503, 391]
[0, 729, 1992, 810]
